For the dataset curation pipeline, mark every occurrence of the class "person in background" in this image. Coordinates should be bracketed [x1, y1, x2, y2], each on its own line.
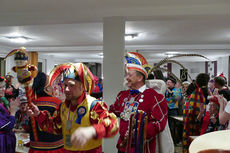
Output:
[214, 73, 230, 101]
[90, 75, 102, 99]
[27, 63, 118, 153]
[52, 75, 66, 102]
[4, 75, 19, 101]
[0, 96, 20, 153]
[165, 76, 181, 129]
[182, 73, 210, 153]
[181, 81, 190, 108]
[208, 79, 218, 95]
[28, 71, 64, 153]
[110, 52, 168, 153]
[0, 76, 9, 110]
[14, 96, 30, 133]
[182, 81, 190, 97]
[218, 95, 230, 130]
[176, 81, 184, 116]
[98, 78, 103, 93]
[198, 95, 226, 135]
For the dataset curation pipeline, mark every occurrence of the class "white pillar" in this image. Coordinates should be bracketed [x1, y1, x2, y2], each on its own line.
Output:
[5, 55, 17, 79]
[103, 16, 125, 153]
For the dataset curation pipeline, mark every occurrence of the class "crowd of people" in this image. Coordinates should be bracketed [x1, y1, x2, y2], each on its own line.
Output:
[1, 50, 230, 153]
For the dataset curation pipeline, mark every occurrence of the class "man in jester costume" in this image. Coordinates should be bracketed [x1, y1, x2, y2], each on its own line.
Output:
[109, 52, 168, 153]
[182, 73, 210, 153]
[27, 63, 119, 153]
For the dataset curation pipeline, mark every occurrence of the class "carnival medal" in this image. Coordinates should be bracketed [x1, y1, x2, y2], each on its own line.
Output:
[65, 134, 72, 146]
[66, 120, 72, 131]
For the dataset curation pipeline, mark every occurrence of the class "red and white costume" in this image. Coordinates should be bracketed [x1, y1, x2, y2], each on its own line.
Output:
[110, 85, 168, 153]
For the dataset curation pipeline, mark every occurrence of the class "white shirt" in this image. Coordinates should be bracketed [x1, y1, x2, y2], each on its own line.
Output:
[138, 84, 147, 93]
[224, 102, 230, 129]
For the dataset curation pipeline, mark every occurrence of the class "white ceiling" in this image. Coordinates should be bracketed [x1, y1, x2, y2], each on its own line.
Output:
[0, 0, 230, 63]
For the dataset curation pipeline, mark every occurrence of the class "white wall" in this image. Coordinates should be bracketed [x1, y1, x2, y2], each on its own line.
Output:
[39, 54, 71, 74]
[172, 62, 206, 82]
[217, 56, 229, 84]
[5, 55, 17, 79]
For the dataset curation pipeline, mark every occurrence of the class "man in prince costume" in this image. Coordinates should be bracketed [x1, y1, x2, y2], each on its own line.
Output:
[27, 63, 119, 153]
[109, 52, 168, 153]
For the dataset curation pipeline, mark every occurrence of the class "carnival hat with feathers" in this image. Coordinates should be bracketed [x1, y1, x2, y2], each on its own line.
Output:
[125, 52, 152, 79]
[49, 63, 95, 94]
[5, 47, 28, 60]
[151, 53, 210, 83]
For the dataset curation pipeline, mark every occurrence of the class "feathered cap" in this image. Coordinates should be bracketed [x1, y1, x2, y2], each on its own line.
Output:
[49, 63, 95, 94]
[5, 47, 28, 60]
[0, 76, 6, 88]
[125, 52, 152, 79]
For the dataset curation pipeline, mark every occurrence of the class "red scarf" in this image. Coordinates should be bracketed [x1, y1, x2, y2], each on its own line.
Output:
[200, 111, 219, 135]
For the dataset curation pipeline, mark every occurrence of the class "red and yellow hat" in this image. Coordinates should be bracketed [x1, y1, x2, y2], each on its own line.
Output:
[125, 52, 152, 79]
[49, 63, 95, 94]
[5, 47, 28, 60]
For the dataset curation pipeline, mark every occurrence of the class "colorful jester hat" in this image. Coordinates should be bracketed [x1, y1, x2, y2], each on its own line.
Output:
[49, 63, 95, 94]
[125, 52, 152, 79]
[5, 47, 28, 60]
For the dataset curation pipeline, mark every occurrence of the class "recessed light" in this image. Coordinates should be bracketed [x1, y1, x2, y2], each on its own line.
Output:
[4, 35, 32, 43]
[125, 34, 138, 41]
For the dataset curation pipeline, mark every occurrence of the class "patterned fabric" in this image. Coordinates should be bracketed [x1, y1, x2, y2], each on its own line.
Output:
[0, 103, 16, 153]
[165, 87, 181, 109]
[109, 88, 168, 153]
[36, 92, 118, 152]
[29, 96, 64, 151]
[182, 87, 205, 153]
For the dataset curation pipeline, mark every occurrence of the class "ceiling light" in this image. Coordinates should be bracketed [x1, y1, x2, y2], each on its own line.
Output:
[99, 53, 104, 58]
[125, 34, 138, 41]
[4, 36, 32, 43]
